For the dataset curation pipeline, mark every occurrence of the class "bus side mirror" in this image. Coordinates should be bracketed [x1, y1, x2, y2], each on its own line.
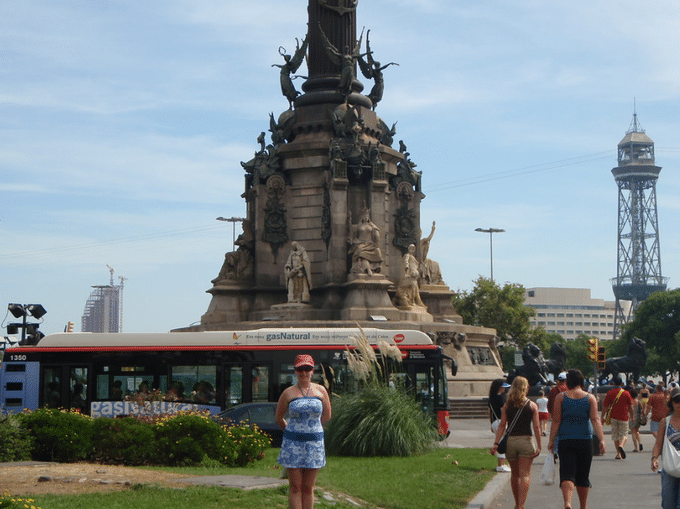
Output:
[451, 358, 458, 377]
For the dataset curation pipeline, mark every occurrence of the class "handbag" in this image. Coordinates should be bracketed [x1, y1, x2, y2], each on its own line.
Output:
[662, 419, 680, 477]
[540, 453, 556, 485]
[639, 404, 648, 426]
[497, 399, 529, 455]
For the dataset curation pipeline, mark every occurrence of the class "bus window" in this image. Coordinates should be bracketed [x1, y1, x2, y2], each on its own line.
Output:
[70, 367, 88, 413]
[414, 367, 435, 416]
[172, 366, 216, 404]
[43, 367, 61, 408]
[251, 365, 269, 402]
[225, 366, 243, 407]
[96, 374, 109, 400]
[278, 372, 295, 399]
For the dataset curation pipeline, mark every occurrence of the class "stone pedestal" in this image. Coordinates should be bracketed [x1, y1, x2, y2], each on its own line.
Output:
[420, 284, 462, 323]
[340, 275, 401, 321]
[251, 302, 320, 322]
[201, 283, 253, 325]
[396, 306, 434, 322]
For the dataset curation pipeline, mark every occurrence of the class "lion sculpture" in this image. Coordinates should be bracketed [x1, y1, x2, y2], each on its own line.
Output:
[545, 343, 567, 377]
[508, 343, 550, 386]
[599, 337, 647, 383]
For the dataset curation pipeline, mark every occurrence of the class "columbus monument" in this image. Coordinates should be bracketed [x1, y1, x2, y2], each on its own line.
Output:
[179, 0, 503, 398]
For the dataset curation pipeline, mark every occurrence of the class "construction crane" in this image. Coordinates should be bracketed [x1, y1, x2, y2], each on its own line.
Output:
[118, 276, 128, 333]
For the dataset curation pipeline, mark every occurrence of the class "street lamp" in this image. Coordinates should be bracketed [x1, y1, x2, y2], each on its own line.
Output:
[216, 217, 245, 250]
[475, 228, 505, 281]
[6, 303, 47, 344]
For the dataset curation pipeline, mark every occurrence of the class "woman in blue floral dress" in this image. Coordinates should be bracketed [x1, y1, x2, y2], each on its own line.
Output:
[276, 354, 332, 509]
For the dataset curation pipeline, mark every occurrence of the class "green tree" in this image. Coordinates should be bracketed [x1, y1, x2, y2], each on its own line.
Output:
[451, 276, 536, 348]
[619, 288, 680, 377]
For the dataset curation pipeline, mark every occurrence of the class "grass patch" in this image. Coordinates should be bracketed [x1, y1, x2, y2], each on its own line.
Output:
[24, 448, 495, 509]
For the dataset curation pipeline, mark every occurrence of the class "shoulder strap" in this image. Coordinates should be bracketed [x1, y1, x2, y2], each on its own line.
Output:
[506, 399, 529, 435]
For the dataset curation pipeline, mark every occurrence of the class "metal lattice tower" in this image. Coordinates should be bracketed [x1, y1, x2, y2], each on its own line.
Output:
[611, 111, 667, 338]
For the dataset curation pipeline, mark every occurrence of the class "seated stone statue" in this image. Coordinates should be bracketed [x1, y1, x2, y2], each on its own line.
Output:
[347, 207, 383, 276]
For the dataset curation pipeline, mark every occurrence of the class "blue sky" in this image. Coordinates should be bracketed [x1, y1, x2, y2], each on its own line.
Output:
[2, 0, 679, 336]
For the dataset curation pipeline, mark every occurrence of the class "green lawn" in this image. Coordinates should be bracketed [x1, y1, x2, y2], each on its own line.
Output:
[22, 448, 495, 509]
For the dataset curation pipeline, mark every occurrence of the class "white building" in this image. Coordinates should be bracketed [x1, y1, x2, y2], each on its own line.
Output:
[524, 287, 631, 341]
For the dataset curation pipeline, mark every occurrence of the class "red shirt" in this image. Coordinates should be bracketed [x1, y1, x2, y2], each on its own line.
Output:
[648, 392, 669, 422]
[547, 383, 567, 416]
[603, 387, 633, 421]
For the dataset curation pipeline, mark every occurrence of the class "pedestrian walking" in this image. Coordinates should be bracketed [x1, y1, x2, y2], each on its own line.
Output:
[489, 378, 511, 472]
[651, 387, 680, 509]
[601, 376, 634, 459]
[549, 369, 605, 509]
[490, 376, 541, 509]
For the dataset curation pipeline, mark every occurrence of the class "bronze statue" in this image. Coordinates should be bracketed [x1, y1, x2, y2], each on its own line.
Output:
[272, 36, 308, 109]
[318, 24, 363, 101]
[357, 30, 398, 110]
[600, 337, 647, 383]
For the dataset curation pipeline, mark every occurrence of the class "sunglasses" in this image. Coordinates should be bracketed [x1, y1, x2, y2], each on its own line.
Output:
[295, 366, 313, 372]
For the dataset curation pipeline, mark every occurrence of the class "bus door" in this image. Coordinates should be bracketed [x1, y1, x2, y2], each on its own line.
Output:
[222, 363, 271, 408]
[40, 365, 90, 413]
[404, 360, 436, 415]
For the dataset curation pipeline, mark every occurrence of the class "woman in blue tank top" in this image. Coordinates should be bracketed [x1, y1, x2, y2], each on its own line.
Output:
[548, 369, 605, 509]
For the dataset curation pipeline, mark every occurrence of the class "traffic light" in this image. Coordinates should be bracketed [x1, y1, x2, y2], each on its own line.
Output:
[66, 322, 74, 333]
[587, 337, 599, 362]
[597, 346, 606, 370]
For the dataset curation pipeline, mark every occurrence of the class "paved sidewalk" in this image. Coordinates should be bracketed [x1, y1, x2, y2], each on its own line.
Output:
[463, 425, 661, 509]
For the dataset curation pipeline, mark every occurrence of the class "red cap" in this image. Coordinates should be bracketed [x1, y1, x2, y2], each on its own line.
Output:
[294, 354, 315, 369]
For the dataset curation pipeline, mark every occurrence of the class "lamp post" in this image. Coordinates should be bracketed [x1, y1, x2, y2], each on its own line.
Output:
[216, 217, 245, 250]
[6, 303, 47, 344]
[475, 228, 505, 281]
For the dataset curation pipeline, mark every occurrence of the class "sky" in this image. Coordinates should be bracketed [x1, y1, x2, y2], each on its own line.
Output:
[2, 0, 680, 336]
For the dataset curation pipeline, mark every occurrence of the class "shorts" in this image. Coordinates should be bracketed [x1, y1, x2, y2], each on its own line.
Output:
[539, 412, 550, 421]
[558, 438, 593, 488]
[610, 418, 629, 442]
[651, 420, 661, 434]
[505, 435, 537, 461]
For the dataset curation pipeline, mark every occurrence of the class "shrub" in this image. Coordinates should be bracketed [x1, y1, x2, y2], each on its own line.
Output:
[224, 423, 271, 466]
[18, 408, 93, 462]
[91, 417, 156, 465]
[153, 413, 232, 466]
[325, 384, 438, 457]
[0, 414, 33, 462]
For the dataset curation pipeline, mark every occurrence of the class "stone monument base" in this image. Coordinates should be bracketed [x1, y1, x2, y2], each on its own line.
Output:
[250, 302, 322, 322]
[339, 275, 401, 321]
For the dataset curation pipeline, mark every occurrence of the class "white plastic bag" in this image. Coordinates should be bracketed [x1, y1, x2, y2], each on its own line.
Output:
[540, 453, 556, 485]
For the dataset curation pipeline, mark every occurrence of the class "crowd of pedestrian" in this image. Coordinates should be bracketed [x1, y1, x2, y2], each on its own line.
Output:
[488, 372, 678, 509]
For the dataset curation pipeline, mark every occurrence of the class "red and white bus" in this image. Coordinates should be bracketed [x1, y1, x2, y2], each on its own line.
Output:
[0, 327, 451, 433]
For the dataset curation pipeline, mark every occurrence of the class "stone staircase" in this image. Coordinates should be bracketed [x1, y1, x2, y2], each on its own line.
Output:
[449, 397, 489, 419]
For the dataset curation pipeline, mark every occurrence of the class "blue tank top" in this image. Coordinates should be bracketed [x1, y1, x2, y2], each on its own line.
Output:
[558, 394, 593, 440]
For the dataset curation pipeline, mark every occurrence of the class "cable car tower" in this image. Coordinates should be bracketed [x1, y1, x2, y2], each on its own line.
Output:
[611, 109, 667, 338]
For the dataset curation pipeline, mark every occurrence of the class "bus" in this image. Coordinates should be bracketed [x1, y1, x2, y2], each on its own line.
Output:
[0, 327, 452, 434]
